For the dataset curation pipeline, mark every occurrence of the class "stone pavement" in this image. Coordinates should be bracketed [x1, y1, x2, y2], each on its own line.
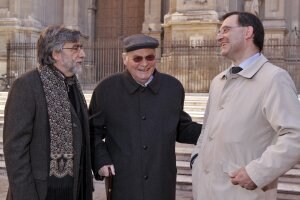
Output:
[0, 175, 192, 200]
[0, 176, 8, 200]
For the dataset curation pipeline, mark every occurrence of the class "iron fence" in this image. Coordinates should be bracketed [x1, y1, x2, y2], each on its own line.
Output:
[6, 38, 300, 92]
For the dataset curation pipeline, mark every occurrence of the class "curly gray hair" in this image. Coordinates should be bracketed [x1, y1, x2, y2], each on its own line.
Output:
[37, 25, 82, 66]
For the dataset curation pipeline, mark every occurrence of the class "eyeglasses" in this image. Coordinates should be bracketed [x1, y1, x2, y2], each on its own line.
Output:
[217, 26, 243, 35]
[132, 55, 155, 63]
[62, 44, 83, 52]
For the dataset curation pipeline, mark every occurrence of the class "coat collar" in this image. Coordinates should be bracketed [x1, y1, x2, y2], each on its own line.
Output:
[221, 54, 269, 80]
[122, 69, 161, 94]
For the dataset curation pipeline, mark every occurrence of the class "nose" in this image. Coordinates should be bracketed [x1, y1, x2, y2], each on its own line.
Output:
[140, 58, 148, 67]
[216, 33, 223, 42]
[79, 49, 86, 58]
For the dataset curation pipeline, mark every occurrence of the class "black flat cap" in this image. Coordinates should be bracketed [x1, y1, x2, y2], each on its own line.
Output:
[123, 34, 159, 52]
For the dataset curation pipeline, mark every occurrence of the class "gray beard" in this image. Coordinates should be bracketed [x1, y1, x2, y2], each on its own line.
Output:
[71, 65, 82, 75]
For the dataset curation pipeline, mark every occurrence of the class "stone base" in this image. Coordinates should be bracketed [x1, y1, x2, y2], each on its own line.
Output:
[163, 10, 219, 40]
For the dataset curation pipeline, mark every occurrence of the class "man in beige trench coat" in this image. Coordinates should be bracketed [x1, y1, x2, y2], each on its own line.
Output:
[191, 11, 300, 200]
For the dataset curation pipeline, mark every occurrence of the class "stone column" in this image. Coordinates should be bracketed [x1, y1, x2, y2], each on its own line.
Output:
[262, 0, 286, 60]
[64, 0, 79, 30]
[263, 0, 286, 39]
[244, 0, 260, 16]
[8, 0, 21, 18]
[142, 0, 162, 41]
[87, 0, 96, 43]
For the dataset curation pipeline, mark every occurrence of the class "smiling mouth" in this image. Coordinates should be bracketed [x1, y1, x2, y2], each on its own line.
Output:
[221, 43, 227, 47]
[137, 68, 149, 72]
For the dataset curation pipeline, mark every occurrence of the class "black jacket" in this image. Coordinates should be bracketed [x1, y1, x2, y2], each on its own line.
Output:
[4, 69, 93, 200]
[89, 70, 201, 200]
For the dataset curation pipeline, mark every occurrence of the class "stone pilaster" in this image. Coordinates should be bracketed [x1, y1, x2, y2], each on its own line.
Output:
[142, 0, 162, 41]
[64, 0, 80, 30]
[87, 0, 96, 43]
[64, 0, 89, 41]
[263, 0, 286, 39]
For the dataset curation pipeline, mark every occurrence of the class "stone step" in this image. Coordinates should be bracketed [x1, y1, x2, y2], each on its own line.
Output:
[279, 169, 300, 184]
[184, 102, 207, 107]
[182, 110, 204, 117]
[294, 164, 300, 170]
[176, 174, 192, 191]
[0, 161, 5, 169]
[0, 144, 3, 162]
[189, 117, 203, 124]
[175, 145, 193, 162]
[177, 160, 191, 175]
[277, 182, 300, 199]
[277, 192, 300, 200]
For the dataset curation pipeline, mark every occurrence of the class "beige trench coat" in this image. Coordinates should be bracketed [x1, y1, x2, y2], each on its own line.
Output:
[192, 54, 300, 200]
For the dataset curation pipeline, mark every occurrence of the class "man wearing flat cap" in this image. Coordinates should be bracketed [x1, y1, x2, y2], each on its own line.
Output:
[89, 34, 202, 200]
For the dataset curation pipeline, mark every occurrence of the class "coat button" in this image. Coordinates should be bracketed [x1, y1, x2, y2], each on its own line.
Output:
[141, 115, 146, 120]
[73, 123, 77, 128]
[143, 145, 148, 150]
[144, 175, 148, 180]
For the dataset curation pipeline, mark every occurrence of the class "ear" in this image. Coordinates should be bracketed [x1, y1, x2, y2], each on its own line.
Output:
[245, 26, 254, 40]
[122, 53, 128, 65]
[52, 50, 61, 62]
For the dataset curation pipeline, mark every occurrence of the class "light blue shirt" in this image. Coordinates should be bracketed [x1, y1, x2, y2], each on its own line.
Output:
[239, 52, 261, 70]
[137, 75, 153, 87]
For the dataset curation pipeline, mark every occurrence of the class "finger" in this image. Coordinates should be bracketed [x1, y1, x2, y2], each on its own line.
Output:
[230, 168, 240, 177]
[231, 178, 239, 185]
[110, 165, 116, 175]
[246, 184, 257, 190]
[228, 171, 235, 178]
[98, 168, 105, 176]
[99, 166, 110, 177]
[99, 168, 106, 176]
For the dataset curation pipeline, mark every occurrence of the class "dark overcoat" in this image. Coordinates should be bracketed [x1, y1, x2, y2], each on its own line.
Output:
[89, 70, 202, 200]
[3, 69, 93, 200]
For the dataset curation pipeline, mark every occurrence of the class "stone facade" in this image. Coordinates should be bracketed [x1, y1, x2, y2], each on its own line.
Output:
[0, 0, 92, 74]
[162, 0, 299, 42]
[0, 0, 299, 74]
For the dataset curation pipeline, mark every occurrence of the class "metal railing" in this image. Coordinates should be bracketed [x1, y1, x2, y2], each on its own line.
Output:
[6, 38, 300, 92]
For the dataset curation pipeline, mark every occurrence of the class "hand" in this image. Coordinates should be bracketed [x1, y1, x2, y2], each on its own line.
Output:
[230, 167, 257, 190]
[98, 165, 115, 177]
